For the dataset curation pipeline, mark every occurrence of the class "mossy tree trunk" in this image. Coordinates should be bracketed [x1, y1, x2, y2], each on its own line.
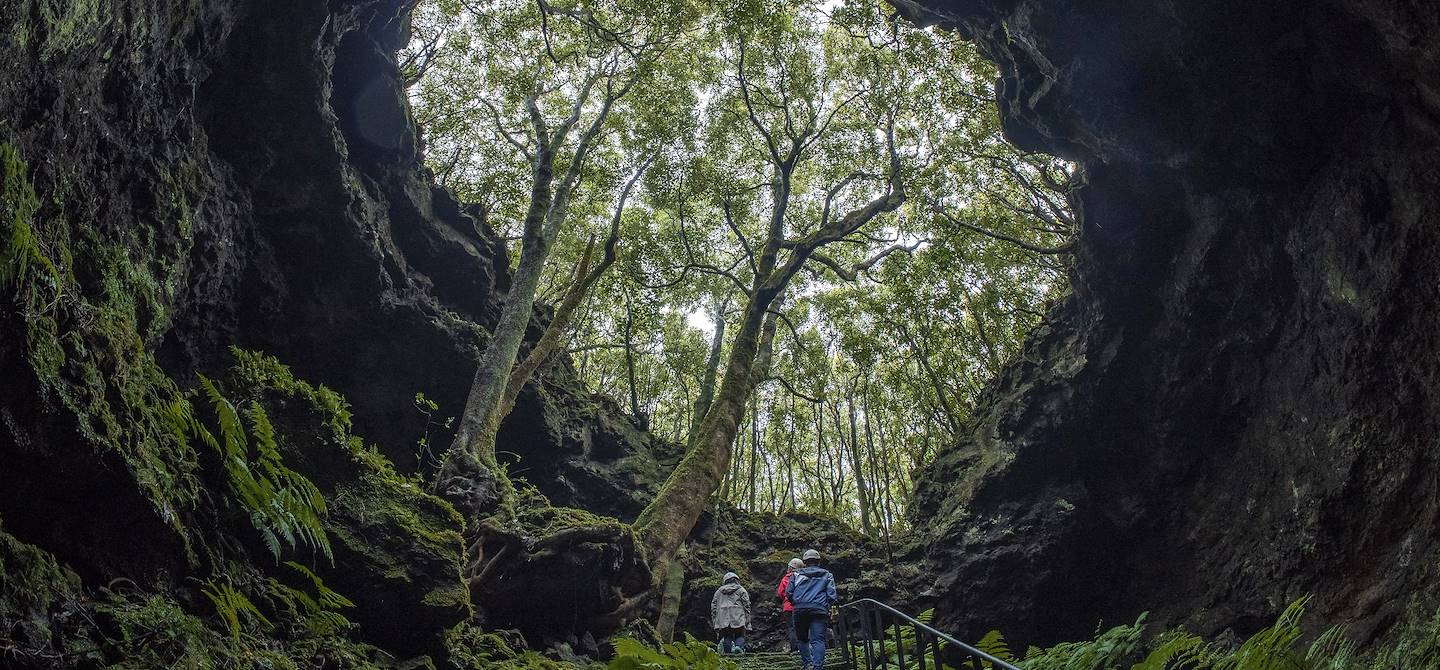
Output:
[633, 107, 906, 571]
[496, 156, 651, 422]
[437, 77, 624, 520]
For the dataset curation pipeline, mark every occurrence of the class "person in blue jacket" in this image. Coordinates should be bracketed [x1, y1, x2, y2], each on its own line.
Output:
[788, 548, 838, 670]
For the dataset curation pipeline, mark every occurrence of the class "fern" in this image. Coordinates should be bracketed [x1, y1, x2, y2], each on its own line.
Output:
[979, 629, 1016, 664]
[179, 376, 333, 562]
[265, 562, 355, 636]
[1219, 597, 1309, 670]
[284, 561, 355, 611]
[1132, 631, 1203, 670]
[608, 634, 736, 670]
[1305, 626, 1356, 670]
[202, 580, 271, 639]
[1019, 615, 1146, 670]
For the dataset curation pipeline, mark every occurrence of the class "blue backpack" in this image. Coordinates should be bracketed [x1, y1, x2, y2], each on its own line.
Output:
[787, 566, 836, 612]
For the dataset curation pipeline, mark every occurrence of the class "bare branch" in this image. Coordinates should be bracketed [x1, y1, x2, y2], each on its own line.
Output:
[736, 37, 782, 165]
[721, 199, 760, 278]
[480, 98, 534, 160]
[767, 375, 824, 404]
[931, 204, 1075, 255]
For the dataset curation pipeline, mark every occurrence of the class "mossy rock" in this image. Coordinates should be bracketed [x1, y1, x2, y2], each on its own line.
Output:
[0, 141, 201, 577]
[219, 350, 470, 657]
[327, 471, 469, 654]
[0, 518, 84, 653]
[445, 623, 594, 670]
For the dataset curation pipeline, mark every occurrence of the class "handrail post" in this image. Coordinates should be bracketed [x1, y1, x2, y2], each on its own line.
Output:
[861, 602, 877, 670]
[839, 608, 856, 670]
[893, 615, 907, 670]
[835, 599, 1022, 670]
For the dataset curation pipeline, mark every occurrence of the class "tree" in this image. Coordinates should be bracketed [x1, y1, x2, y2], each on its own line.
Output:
[409, 0, 1079, 619]
[422, 0, 699, 519]
[632, 2, 927, 569]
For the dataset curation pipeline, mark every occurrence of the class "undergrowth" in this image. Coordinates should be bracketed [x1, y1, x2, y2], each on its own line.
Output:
[168, 375, 333, 561]
[607, 634, 735, 670]
[920, 596, 1440, 670]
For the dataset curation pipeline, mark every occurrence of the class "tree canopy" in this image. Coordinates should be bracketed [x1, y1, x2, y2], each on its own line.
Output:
[405, 0, 1076, 538]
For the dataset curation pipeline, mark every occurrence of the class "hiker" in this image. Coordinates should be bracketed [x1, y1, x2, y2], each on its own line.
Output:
[711, 571, 751, 654]
[776, 557, 804, 652]
[789, 549, 838, 670]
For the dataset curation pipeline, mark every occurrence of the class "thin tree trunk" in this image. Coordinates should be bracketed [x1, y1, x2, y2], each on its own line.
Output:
[747, 391, 760, 510]
[784, 391, 797, 513]
[814, 399, 828, 510]
[866, 382, 896, 554]
[623, 291, 643, 424]
[845, 381, 874, 536]
[829, 400, 849, 516]
[655, 558, 685, 643]
[897, 322, 962, 436]
[691, 297, 729, 435]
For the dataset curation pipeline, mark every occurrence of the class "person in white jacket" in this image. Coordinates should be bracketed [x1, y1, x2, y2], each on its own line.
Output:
[711, 571, 751, 654]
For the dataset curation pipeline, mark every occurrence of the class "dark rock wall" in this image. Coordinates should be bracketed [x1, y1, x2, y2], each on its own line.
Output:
[0, 0, 669, 661]
[900, 0, 1440, 648]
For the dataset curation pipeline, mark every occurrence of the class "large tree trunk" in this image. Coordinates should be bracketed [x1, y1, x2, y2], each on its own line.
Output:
[631, 105, 903, 581]
[634, 290, 779, 566]
[436, 79, 612, 520]
[496, 158, 647, 421]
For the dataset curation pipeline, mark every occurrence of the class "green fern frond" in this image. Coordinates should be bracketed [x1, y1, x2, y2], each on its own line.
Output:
[199, 375, 245, 459]
[609, 634, 735, 669]
[182, 378, 333, 562]
[978, 629, 1015, 663]
[1305, 625, 1355, 667]
[1220, 597, 1309, 670]
[1132, 632, 1203, 670]
[284, 561, 354, 609]
[202, 580, 272, 639]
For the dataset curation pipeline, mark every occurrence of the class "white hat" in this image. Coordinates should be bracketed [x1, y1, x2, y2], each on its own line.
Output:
[788, 558, 804, 569]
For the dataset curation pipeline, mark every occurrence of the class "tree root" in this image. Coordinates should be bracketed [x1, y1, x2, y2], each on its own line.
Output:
[464, 519, 659, 635]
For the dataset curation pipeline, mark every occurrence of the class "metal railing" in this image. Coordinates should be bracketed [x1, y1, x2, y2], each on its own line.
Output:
[833, 599, 1022, 670]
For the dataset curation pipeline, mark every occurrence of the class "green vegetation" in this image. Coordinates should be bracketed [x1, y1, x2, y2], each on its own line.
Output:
[38, 0, 106, 56]
[0, 142, 56, 297]
[447, 624, 596, 669]
[408, 0, 1071, 543]
[858, 597, 1440, 670]
[608, 634, 736, 670]
[170, 375, 334, 561]
[220, 348, 471, 622]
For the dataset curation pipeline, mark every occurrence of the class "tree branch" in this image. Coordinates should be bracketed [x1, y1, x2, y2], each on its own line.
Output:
[931, 204, 1074, 255]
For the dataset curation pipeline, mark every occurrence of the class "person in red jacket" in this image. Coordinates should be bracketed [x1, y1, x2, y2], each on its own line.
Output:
[776, 557, 804, 653]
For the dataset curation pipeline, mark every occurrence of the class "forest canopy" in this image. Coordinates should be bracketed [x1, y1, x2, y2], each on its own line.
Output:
[403, 0, 1076, 539]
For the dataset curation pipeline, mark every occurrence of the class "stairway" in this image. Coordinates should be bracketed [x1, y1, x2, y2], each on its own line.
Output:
[724, 649, 847, 670]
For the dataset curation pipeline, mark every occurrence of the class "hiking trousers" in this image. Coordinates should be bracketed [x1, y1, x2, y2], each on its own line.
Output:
[793, 611, 828, 668]
[717, 627, 746, 654]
